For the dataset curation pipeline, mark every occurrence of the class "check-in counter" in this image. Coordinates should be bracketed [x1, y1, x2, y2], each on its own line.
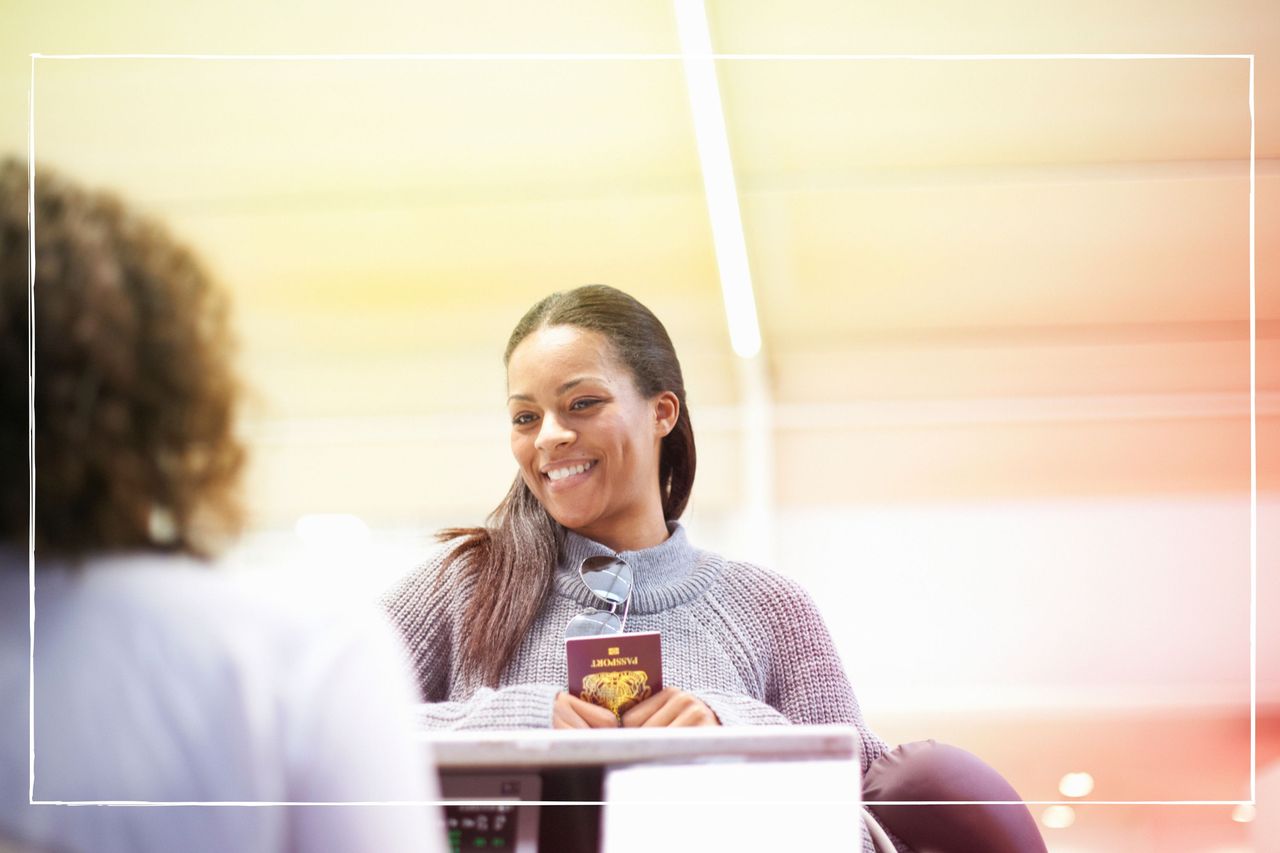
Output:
[420, 724, 865, 853]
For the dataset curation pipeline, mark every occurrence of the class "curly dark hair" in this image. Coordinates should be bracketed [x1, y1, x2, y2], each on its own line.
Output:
[0, 157, 245, 559]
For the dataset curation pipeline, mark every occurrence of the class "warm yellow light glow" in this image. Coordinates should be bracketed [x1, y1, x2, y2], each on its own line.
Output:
[1058, 771, 1095, 798]
[1230, 803, 1256, 823]
[1040, 805, 1076, 830]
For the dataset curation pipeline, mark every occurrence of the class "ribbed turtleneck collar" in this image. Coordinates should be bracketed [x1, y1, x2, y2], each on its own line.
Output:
[552, 521, 719, 614]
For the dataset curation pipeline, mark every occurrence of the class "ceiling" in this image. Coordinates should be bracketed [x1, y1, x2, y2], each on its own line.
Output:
[3, 17, 1271, 522]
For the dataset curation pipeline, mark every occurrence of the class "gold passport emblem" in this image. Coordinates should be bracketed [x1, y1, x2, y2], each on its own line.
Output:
[607, 647, 620, 655]
[581, 670, 652, 717]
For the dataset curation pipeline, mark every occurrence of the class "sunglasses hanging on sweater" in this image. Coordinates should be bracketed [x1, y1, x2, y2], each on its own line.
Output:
[563, 555, 633, 639]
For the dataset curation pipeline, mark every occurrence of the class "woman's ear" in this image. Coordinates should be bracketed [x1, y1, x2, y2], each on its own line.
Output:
[653, 391, 680, 438]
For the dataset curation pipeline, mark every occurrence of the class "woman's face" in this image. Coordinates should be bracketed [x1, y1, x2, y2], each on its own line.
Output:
[506, 324, 678, 551]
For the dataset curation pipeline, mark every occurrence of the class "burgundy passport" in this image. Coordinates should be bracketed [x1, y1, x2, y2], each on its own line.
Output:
[565, 631, 663, 718]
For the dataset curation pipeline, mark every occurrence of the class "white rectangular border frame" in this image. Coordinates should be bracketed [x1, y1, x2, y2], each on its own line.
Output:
[26, 51, 1257, 808]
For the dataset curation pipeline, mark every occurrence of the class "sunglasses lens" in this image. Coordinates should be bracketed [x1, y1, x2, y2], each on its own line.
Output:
[564, 608, 624, 639]
[579, 555, 633, 606]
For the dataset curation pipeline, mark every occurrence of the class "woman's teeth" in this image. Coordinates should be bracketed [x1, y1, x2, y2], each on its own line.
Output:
[547, 461, 595, 481]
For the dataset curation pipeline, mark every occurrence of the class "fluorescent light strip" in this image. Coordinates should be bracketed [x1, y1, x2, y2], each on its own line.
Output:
[672, 0, 762, 359]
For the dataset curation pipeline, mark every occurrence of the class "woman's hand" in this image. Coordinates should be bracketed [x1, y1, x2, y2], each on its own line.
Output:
[621, 688, 720, 728]
[552, 691, 620, 729]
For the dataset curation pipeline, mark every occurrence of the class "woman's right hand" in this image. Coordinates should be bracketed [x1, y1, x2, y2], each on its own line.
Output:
[552, 691, 620, 729]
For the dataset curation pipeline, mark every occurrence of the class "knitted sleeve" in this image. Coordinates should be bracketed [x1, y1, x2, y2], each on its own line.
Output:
[381, 545, 561, 731]
[702, 564, 911, 853]
[697, 691, 790, 726]
[411, 684, 563, 731]
[381, 546, 461, 701]
[720, 563, 893, 775]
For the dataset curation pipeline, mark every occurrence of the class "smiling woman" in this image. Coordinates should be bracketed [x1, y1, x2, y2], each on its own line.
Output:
[382, 285, 1049, 852]
[385, 285, 701, 693]
[385, 285, 892, 843]
[384, 286, 707, 709]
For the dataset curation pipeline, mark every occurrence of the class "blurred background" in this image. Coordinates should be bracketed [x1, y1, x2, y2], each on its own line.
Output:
[3, 1, 1278, 849]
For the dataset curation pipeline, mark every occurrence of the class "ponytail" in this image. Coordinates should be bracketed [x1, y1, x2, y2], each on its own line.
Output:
[437, 476, 561, 687]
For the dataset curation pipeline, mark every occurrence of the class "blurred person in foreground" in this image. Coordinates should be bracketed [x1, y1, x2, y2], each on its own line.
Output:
[0, 158, 443, 853]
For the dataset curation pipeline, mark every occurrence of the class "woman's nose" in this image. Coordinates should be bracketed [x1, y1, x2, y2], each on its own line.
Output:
[534, 413, 574, 452]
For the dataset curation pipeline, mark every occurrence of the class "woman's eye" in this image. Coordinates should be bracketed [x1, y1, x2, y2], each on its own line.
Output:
[569, 398, 600, 411]
[512, 413, 537, 426]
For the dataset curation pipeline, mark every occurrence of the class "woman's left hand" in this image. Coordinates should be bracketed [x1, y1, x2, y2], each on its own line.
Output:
[620, 687, 720, 727]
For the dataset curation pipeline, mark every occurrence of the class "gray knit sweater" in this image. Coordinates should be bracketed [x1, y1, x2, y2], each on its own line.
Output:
[384, 522, 910, 853]
[383, 521, 896, 763]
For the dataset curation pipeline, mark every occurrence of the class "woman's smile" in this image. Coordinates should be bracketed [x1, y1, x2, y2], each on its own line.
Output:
[542, 458, 598, 489]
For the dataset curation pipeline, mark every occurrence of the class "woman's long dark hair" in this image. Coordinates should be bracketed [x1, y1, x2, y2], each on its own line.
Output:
[439, 284, 696, 686]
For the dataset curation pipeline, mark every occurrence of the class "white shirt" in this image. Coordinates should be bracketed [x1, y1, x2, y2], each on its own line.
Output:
[0, 550, 443, 853]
